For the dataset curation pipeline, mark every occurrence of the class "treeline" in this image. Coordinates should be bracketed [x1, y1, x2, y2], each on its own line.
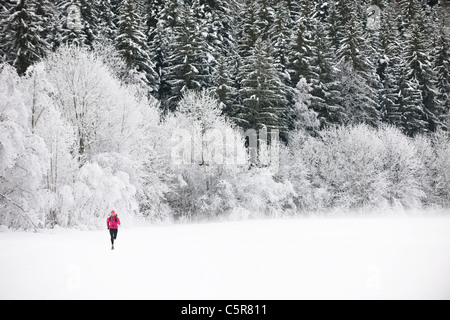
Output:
[0, 0, 449, 137]
[1, 1, 450, 230]
[0, 47, 449, 230]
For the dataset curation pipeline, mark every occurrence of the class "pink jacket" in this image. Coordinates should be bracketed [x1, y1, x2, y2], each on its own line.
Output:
[107, 216, 121, 229]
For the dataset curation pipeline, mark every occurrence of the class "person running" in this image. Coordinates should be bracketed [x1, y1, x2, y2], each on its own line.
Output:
[107, 210, 121, 250]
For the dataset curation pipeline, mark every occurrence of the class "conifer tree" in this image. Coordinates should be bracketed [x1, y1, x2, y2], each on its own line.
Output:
[380, 59, 402, 127]
[57, 0, 99, 48]
[213, 55, 237, 114]
[326, 2, 343, 52]
[289, 12, 313, 86]
[379, 2, 403, 127]
[148, 0, 179, 112]
[165, 2, 212, 109]
[237, 0, 261, 58]
[283, 0, 302, 25]
[336, 13, 381, 126]
[95, 0, 120, 42]
[403, 4, 441, 132]
[289, 0, 318, 86]
[308, 23, 344, 127]
[398, 68, 428, 136]
[0, 0, 51, 75]
[116, 0, 158, 95]
[149, 18, 171, 112]
[144, 0, 165, 39]
[195, 0, 236, 57]
[238, 38, 291, 135]
[433, 5, 450, 127]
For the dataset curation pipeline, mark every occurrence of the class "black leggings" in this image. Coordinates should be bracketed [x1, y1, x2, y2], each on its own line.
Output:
[109, 228, 118, 245]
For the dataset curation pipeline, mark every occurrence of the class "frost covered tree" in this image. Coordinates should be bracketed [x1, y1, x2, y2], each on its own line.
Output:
[428, 131, 450, 206]
[23, 63, 78, 227]
[278, 133, 314, 213]
[312, 125, 388, 209]
[164, 90, 248, 221]
[41, 45, 162, 227]
[68, 162, 139, 228]
[0, 64, 48, 229]
[1, 0, 450, 229]
[290, 78, 320, 136]
[176, 89, 226, 165]
[44, 46, 108, 165]
[44, 46, 156, 165]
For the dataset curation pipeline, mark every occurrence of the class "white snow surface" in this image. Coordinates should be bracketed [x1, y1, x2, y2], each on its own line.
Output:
[1, 217, 450, 300]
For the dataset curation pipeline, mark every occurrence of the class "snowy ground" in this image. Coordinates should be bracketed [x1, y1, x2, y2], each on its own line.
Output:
[1, 216, 450, 300]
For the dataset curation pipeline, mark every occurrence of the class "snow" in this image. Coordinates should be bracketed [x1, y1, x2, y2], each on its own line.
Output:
[1, 216, 450, 300]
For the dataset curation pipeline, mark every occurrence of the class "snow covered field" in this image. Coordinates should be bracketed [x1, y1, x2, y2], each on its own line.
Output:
[1, 216, 450, 300]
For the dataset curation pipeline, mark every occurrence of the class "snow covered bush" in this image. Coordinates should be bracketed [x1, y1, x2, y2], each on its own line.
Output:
[67, 162, 138, 229]
[232, 168, 296, 219]
[286, 124, 429, 213]
[416, 131, 450, 207]
[278, 133, 316, 213]
[377, 125, 426, 209]
[431, 131, 450, 207]
[310, 125, 388, 210]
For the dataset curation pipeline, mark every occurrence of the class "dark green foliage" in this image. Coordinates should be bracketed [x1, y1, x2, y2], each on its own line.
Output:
[0, 0, 447, 136]
[0, 0, 52, 75]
